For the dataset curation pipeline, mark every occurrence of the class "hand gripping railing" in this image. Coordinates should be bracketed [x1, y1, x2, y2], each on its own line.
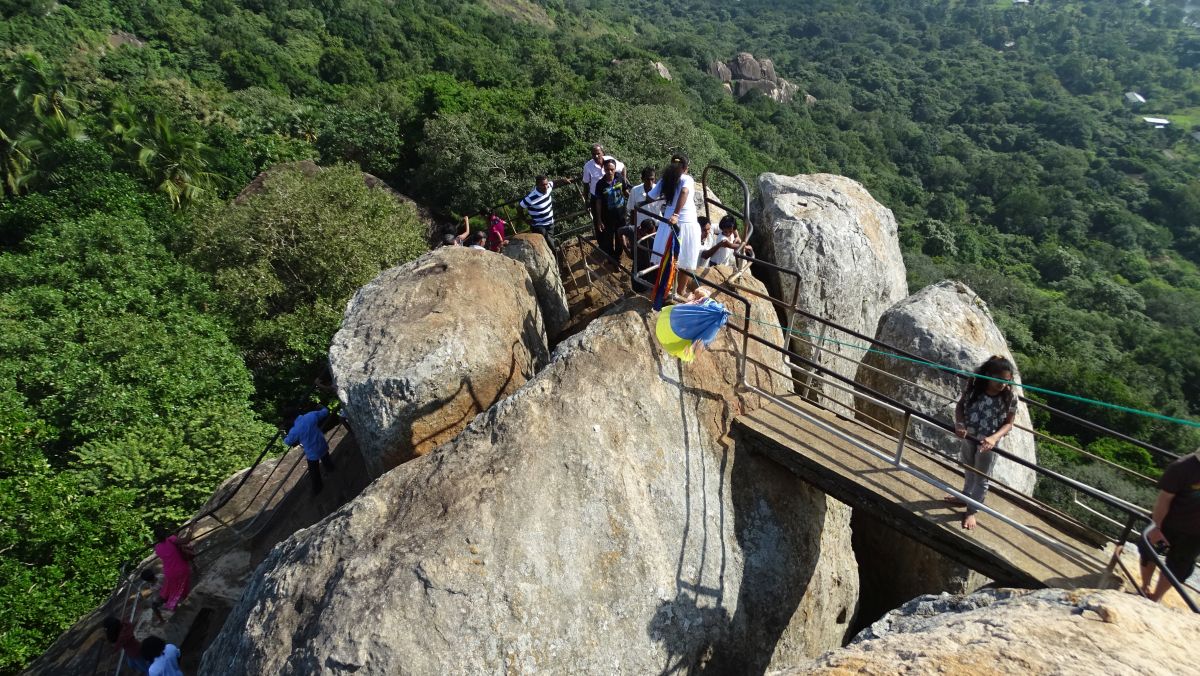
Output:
[611, 166, 1198, 610]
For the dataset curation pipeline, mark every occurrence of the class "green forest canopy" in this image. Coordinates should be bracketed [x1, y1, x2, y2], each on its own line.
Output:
[3, 0, 1200, 670]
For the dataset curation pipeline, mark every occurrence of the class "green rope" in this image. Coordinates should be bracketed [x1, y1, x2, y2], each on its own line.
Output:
[728, 312, 1200, 430]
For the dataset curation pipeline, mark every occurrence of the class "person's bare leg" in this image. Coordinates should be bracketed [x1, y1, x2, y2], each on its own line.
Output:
[1150, 573, 1173, 602]
[1140, 562, 1156, 597]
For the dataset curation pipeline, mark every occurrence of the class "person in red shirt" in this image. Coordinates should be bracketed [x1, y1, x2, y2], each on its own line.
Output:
[1138, 451, 1200, 601]
[102, 616, 150, 674]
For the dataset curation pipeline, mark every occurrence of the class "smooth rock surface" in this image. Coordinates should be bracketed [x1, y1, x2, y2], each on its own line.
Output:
[855, 280, 1037, 494]
[773, 588, 1200, 675]
[329, 247, 548, 475]
[755, 172, 908, 414]
[731, 52, 764, 81]
[202, 275, 860, 675]
[502, 233, 569, 340]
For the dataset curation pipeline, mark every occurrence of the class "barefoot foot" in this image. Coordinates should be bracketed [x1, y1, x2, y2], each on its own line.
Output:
[962, 514, 977, 530]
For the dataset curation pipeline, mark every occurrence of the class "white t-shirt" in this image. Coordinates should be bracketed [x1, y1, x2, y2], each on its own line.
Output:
[708, 233, 735, 266]
[149, 644, 183, 676]
[583, 156, 625, 196]
[627, 183, 662, 226]
[648, 174, 697, 223]
[698, 231, 717, 267]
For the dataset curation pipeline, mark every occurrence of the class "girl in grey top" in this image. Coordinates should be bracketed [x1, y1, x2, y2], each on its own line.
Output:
[946, 356, 1018, 530]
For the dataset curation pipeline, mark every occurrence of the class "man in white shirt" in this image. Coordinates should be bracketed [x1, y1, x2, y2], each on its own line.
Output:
[582, 143, 626, 198]
[626, 166, 659, 226]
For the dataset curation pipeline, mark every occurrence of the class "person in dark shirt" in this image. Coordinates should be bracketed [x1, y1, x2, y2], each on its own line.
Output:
[1138, 451, 1200, 601]
[592, 159, 630, 260]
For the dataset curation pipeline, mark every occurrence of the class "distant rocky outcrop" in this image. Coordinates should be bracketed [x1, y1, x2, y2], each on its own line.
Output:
[329, 247, 549, 475]
[774, 588, 1200, 675]
[710, 53, 800, 103]
[202, 272, 861, 675]
[755, 173, 908, 413]
[855, 280, 1038, 494]
[502, 233, 569, 340]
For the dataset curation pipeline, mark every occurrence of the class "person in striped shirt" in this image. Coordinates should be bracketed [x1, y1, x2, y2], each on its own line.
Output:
[520, 175, 556, 246]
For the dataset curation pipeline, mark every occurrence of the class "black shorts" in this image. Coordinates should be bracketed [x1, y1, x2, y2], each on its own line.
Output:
[1138, 524, 1200, 581]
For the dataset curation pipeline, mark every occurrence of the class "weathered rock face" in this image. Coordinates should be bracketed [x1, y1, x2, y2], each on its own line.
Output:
[850, 509, 991, 632]
[755, 173, 908, 414]
[855, 280, 1037, 494]
[329, 247, 548, 475]
[774, 588, 1200, 675]
[712, 53, 800, 103]
[202, 275, 860, 675]
[651, 60, 672, 80]
[502, 233, 569, 340]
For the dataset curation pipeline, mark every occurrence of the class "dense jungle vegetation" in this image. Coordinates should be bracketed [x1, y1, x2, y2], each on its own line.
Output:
[2, 0, 1200, 669]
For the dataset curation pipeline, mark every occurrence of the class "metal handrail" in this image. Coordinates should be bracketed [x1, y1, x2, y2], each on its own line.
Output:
[606, 164, 1197, 608]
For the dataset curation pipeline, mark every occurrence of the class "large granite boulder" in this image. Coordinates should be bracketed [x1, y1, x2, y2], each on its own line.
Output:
[774, 588, 1200, 675]
[730, 52, 764, 81]
[201, 274, 860, 675]
[712, 53, 801, 103]
[502, 233, 569, 340]
[755, 173, 908, 414]
[855, 280, 1037, 494]
[329, 247, 549, 475]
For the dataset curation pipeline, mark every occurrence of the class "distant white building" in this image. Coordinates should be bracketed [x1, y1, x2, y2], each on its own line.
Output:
[1013, 0, 1030, 4]
[1143, 117, 1171, 128]
[1125, 92, 1147, 105]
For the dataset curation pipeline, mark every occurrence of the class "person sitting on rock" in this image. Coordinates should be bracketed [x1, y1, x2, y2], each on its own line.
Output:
[150, 528, 194, 623]
[468, 230, 488, 250]
[703, 216, 753, 268]
[139, 636, 183, 676]
[519, 175, 556, 247]
[283, 405, 337, 495]
[1138, 450, 1200, 602]
[102, 616, 150, 674]
[944, 356, 1017, 531]
[695, 217, 716, 268]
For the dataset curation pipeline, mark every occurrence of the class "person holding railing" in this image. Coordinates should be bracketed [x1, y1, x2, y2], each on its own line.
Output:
[284, 405, 337, 495]
[646, 154, 702, 295]
[945, 356, 1017, 530]
[1137, 450, 1200, 602]
[702, 215, 754, 267]
[150, 528, 194, 623]
[519, 175, 557, 247]
[102, 617, 150, 674]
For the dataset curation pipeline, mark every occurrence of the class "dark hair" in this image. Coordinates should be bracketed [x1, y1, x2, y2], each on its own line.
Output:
[140, 569, 158, 584]
[966, 355, 1015, 407]
[638, 219, 655, 234]
[719, 215, 737, 231]
[535, 175, 547, 184]
[659, 162, 683, 212]
[603, 158, 616, 168]
[670, 153, 689, 169]
[153, 526, 173, 543]
[441, 233, 456, 247]
[102, 617, 122, 643]
[697, 216, 710, 227]
[140, 636, 167, 662]
[470, 230, 486, 244]
[640, 166, 655, 181]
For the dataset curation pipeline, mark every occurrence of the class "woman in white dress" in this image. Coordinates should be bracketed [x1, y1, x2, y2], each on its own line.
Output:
[647, 153, 701, 294]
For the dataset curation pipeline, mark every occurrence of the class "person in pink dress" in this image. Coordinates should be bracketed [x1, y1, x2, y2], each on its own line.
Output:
[151, 528, 193, 622]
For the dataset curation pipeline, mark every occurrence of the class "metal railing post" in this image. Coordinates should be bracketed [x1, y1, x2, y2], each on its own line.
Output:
[894, 411, 911, 464]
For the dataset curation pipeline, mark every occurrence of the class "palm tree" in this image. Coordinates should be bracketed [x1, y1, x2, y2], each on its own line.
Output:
[136, 114, 222, 208]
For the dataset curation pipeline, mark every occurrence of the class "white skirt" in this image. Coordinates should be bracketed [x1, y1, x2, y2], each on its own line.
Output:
[650, 218, 701, 271]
